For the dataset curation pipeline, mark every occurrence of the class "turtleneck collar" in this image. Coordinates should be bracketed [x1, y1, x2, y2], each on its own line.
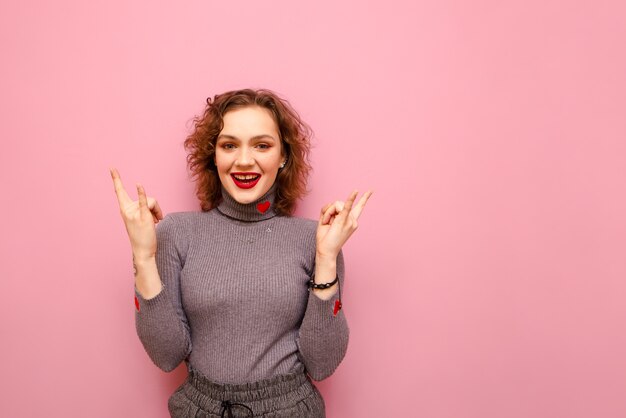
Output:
[216, 181, 279, 222]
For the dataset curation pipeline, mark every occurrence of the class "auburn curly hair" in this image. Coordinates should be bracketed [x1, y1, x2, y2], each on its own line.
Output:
[183, 88, 313, 216]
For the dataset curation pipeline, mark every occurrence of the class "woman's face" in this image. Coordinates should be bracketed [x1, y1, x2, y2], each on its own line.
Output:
[215, 105, 285, 204]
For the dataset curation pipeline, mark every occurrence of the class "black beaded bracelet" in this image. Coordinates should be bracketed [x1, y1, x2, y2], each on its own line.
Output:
[307, 275, 339, 289]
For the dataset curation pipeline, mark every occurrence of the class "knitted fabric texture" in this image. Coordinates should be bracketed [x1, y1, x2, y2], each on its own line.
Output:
[134, 181, 349, 383]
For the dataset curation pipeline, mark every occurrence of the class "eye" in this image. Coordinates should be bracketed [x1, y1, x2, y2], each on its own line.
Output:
[221, 143, 235, 149]
[257, 143, 270, 149]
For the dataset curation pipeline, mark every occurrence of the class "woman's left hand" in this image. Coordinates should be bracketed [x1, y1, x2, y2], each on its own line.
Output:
[316, 190, 373, 258]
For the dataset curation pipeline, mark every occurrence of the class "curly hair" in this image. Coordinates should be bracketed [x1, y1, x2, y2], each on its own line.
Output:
[183, 88, 313, 216]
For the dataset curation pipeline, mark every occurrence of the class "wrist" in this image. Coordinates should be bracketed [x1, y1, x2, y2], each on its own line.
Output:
[133, 253, 156, 265]
[314, 261, 336, 284]
[309, 274, 338, 288]
[311, 285, 338, 300]
[315, 250, 338, 263]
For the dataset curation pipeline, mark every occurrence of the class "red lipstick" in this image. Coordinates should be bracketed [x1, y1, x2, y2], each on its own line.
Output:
[231, 172, 261, 189]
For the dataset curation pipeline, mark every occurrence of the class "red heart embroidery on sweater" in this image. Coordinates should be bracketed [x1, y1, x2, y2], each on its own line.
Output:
[257, 201, 270, 213]
[134, 295, 140, 311]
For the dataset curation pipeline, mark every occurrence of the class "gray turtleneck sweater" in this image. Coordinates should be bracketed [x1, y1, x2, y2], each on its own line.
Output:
[133, 182, 349, 384]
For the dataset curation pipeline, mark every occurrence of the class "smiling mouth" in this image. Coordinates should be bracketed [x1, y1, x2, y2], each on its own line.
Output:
[231, 173, 261, 189]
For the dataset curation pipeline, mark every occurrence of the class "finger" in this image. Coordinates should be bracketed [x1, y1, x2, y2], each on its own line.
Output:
[153, 199, 164, 220]
[320, 204, 337, 226]
[322, 202, 344, 225]
[110, 168, 132, 207]
[337, 190, 358, 220]
[320, 202, 332, 215]
[350, 190, 373, 220]
[319, 203, 334, 224]
[320, 200, 342, 216]
[147, 197, 164, 220]
[136, 183, 150, 217]
[319, 205, 336, 226]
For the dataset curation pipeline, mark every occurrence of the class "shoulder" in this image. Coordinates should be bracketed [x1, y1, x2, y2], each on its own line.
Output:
[274, 216, 318, 254]
[157, 211, 202, 239]
[275, 215, 317, 234]
[164, 210, 202, 223]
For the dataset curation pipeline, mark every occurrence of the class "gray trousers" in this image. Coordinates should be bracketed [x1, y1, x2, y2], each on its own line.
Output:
[168, 362, 326, 417]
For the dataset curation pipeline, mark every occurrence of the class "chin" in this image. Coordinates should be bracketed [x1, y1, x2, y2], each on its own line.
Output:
[233, 195, 256, 204]
[228, 187, 266, 204]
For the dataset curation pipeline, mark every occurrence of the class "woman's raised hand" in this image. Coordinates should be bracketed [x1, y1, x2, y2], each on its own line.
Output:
[110, 168, 164, 261]
[316, 190, 373, 258]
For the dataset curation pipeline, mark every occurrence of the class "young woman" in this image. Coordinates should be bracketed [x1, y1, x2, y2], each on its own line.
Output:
[111, 88, 372, 417]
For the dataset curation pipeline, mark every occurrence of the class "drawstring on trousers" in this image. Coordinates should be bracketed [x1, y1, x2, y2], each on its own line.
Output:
[183, 361, 312, 417]
[194, 399, 254, 418]
[220, 400, 254, 417]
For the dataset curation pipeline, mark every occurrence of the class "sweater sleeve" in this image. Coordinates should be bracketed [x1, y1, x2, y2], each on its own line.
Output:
[134, 213, 192, 372]
[295, 249, 349, 381]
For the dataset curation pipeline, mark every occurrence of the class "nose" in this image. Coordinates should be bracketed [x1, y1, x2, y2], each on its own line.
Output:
[235, 146, 255, 167]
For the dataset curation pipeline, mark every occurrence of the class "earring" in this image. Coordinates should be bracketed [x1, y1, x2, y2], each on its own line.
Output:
[280, 160, 286, 169]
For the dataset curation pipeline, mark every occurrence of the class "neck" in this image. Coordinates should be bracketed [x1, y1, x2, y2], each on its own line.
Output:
[216, 182, 279, 222]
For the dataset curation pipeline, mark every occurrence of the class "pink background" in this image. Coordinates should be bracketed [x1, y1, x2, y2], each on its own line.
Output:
[1, 0, 625, 417]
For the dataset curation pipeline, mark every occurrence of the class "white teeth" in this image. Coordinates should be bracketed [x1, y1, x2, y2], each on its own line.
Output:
[233, 174, 259, 180]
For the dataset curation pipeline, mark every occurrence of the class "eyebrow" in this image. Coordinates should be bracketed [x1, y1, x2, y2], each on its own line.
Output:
[217, 134, 277, 142]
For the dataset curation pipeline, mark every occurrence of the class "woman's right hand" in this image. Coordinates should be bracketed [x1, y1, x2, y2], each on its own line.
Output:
[110, 168, 164, 261]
